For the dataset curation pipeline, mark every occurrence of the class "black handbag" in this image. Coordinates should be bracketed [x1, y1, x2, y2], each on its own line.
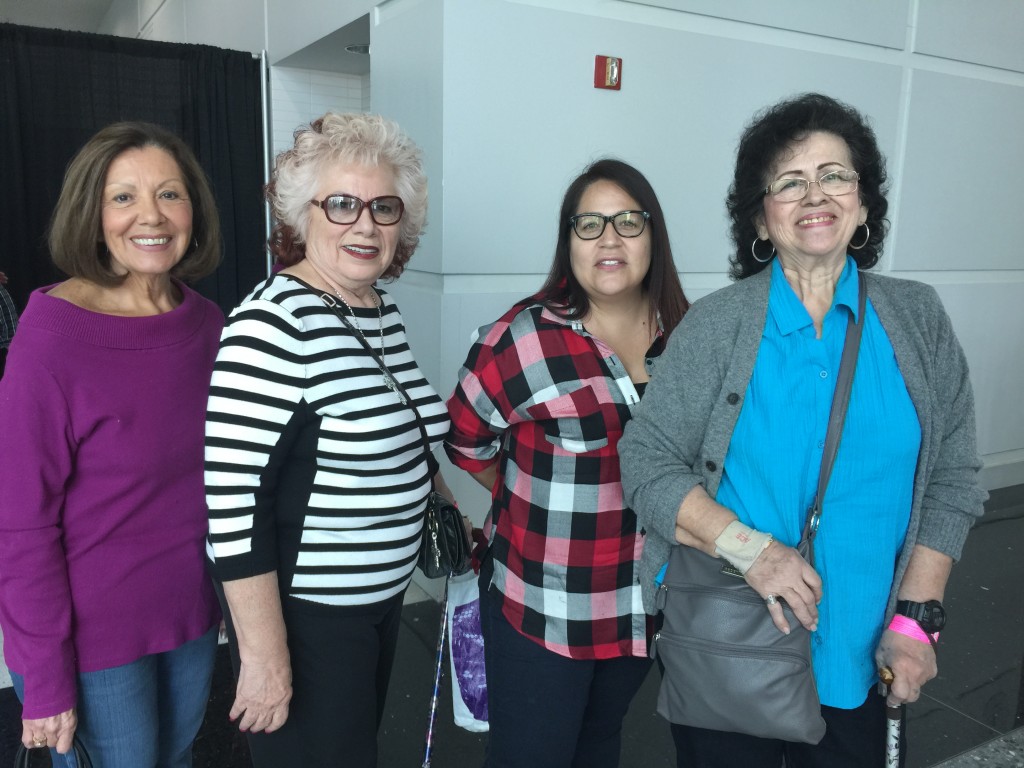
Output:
[652, 273, 866, 744]
[418, 490, 472, 579]
[309, 283, 471, 579]
[14, 737, 93, 767]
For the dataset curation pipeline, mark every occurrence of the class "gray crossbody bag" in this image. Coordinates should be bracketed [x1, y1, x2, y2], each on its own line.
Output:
[651, 272, 866, 744]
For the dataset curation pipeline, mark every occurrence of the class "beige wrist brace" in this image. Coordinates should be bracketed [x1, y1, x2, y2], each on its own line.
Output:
[714, 520, 773, 575]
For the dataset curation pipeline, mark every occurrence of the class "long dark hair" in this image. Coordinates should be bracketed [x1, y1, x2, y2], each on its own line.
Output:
[534, 159, 688, 338]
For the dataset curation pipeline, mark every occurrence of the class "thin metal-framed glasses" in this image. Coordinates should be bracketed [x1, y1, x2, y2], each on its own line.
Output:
[310, 194, 405, 226]
[764, 170, 860, 203]
[569, 210, 650, 240]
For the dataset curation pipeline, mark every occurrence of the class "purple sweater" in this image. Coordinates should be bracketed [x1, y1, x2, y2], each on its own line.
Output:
[0, 283, 223, 718]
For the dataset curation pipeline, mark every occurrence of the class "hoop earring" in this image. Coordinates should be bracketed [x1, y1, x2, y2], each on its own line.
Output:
[751, 237, 776, 264]
[849, 223, 870, 251]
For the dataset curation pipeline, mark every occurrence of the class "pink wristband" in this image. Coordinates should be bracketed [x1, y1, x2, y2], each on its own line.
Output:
[888, 614, 939, 644]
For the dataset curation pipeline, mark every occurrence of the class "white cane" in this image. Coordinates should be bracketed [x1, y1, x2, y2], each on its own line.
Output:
[879, 666, 902, 767]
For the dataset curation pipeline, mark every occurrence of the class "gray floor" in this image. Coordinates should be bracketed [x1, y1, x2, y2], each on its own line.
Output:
[1, 484, 1020, 766]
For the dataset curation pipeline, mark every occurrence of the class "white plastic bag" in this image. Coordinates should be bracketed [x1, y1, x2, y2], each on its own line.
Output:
[446, 573, 488, 732]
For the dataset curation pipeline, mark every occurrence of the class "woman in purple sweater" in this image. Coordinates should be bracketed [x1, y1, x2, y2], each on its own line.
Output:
[0, 122, 224, 767]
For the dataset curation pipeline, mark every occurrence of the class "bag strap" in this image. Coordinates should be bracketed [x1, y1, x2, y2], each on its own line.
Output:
[15, 737, 93, 767]
[288, 275, 436, 461]
[802, 271, 867, 543]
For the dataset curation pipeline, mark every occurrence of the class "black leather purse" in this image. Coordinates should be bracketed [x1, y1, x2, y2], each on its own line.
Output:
[309, 284, 472, 579]
[417, 489, 472, 579]
[14, 738, 93, 767]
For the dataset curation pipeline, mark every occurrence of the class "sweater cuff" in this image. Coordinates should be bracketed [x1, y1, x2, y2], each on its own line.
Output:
[17, 654, 77, 721]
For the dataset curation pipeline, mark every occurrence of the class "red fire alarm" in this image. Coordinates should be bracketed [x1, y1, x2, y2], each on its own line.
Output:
[594, 55, 622, 90]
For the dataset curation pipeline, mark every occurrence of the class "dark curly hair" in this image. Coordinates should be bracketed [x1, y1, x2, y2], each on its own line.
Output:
[726, 93, 889, 279]
[534, 159, 689, 339]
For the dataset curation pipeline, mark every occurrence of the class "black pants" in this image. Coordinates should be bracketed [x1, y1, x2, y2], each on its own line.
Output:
[479, 563, 652, 768]
[216, 581, 406, 768]
[670, 687, 906, 768]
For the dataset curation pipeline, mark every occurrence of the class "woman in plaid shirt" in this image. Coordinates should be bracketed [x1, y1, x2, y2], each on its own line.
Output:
[446, 159, 688, 768]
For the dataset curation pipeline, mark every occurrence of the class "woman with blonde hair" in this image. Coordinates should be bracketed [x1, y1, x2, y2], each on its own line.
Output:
[205, 112, 452, 767]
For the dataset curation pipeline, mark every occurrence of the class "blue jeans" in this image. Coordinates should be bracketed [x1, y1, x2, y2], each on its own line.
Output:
[12, 626, 218, 768]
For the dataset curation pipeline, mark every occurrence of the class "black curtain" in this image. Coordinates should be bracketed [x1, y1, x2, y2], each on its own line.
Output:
[0, 23, 266, 315]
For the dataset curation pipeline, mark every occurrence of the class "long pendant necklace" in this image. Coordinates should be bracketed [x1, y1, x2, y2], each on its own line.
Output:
[333, 288, 407, 405]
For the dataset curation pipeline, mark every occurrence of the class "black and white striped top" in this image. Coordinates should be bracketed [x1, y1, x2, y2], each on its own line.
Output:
[205, 274, 449, 606]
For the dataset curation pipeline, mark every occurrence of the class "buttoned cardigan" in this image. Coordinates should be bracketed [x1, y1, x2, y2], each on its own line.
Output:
[620, 267, 987, 616]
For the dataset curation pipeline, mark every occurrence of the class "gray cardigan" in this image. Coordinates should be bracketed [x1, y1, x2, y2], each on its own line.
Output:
[620, 267, 987, 615]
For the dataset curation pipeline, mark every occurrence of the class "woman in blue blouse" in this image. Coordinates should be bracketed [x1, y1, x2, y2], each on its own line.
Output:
[620, 93, 986, 767]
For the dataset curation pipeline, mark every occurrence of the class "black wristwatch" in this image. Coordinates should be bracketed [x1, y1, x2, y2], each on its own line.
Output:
[895, 599, 946, 634]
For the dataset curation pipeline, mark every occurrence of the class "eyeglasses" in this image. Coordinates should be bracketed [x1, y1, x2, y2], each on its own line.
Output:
[764, 170, 860, 203]
[569, 210, 650, 240]
[309, 194, 405, 226]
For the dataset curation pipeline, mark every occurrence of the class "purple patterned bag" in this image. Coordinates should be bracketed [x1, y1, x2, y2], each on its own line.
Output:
[447, 575, 489, 731]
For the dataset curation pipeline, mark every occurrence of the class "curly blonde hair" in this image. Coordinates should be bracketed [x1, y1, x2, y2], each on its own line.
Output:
[267, 112, 428, 280]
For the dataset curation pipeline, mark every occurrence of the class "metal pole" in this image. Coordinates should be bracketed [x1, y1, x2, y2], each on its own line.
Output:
[422, 576, 451, 768]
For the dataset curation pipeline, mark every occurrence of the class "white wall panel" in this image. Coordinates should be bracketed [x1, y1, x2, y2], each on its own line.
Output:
[620, 0, 910, 49]
[371, 0, 445, 276]
[894, 71, 1024, 271]
[139, 0, 165, 30]
[916, 0, 1024, 73]
[931, 280, 1024, 458]
[140, 0, 186, 42]
[99, 0, 139, 37]
[185, 0, 265, 53]
[440, 0, 902, 277]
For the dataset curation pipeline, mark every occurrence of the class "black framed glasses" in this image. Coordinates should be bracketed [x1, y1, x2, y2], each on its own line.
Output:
[310, 194, 405, 226]
[764, 170, 860, 203]
[569, 210, 650, 240]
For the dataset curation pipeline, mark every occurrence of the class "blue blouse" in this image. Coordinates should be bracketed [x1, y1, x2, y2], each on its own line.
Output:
[717, 257, 921, 709]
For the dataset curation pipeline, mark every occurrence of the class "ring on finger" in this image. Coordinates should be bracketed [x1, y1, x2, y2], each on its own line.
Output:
[765, 594, 778, 606]
[33, 736, 46, 747]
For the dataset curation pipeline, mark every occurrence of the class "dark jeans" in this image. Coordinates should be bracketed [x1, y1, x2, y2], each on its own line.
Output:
[670, 686, 906, 768]
[479, 569, 652, 768]
[216, 581, 405, 768]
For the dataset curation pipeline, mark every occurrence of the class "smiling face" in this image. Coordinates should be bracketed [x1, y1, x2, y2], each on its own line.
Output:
[757, 131, 868, 270]
[101, 146, 193, 279]
[569, 179, 651, 306]
[304, 162, 400, 296]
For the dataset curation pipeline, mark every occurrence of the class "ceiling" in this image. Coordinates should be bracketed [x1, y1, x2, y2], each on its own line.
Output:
[277, 16, 370, 75]
[0, 1, 371, 75]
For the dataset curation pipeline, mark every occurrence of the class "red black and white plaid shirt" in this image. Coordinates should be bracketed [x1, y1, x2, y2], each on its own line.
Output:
[445, 301, 663, 659]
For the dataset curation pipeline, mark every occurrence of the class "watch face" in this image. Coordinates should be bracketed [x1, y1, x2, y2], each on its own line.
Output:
[922, 601, 946, 632]
[898, 599, 946, 633]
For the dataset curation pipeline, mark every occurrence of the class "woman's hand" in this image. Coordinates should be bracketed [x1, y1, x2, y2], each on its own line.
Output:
[744, 541, 823, 634]
[22, 708, 76, 753]
[875, 630, 937, 706]
[874, 545, 950, 705]
[231, 652, 292, 733]
[221, 573, 293, 734]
